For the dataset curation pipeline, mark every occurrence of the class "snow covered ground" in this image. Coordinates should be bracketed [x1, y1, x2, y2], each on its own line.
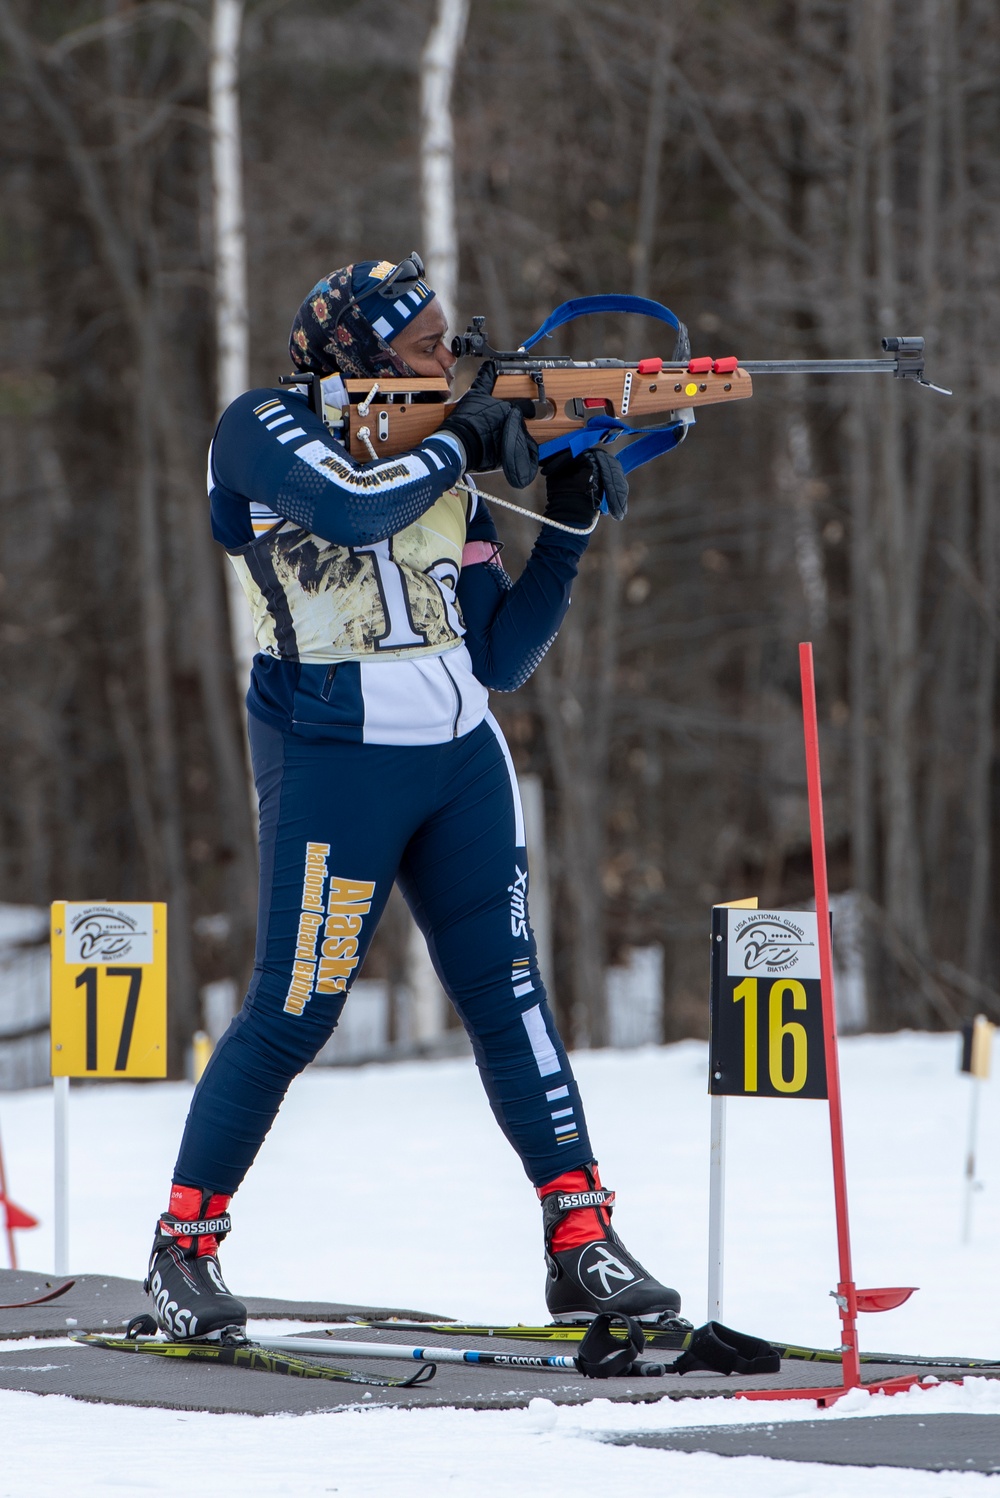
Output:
[1, 1032, 999, 1495]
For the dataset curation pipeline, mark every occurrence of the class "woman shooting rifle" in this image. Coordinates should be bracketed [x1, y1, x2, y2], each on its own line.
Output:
[145, 253, 680, 1340]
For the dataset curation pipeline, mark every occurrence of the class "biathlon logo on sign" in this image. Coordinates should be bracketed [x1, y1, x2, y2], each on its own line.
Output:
[64, 904, 154, 965]
[727, 910, 820, 978]
[283, 842, 375, 1015]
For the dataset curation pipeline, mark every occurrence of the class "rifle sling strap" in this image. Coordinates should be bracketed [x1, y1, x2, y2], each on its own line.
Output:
[522, 294, 694, 493]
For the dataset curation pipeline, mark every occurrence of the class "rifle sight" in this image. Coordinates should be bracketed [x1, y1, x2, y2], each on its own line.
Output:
[451, 317, 526, 361]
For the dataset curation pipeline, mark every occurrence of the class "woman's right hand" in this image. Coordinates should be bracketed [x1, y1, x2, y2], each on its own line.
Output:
[440, 362, 539, 488]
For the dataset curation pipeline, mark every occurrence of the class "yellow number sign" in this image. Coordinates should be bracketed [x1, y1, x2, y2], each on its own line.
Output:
[50, 903, 167, 1078]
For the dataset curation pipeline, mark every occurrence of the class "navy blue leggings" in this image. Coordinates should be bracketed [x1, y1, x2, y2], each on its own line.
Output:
[173, 713, 593, 1193]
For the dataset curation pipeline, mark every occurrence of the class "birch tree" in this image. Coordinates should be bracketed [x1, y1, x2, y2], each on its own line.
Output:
[420, 0, 470, 324]
[210, 0, 257, 698]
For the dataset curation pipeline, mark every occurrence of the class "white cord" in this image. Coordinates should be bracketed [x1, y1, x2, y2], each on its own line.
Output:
[454, 481, 600, 536]
[344, 414, 598, 533]
[357, 382, 380, 417]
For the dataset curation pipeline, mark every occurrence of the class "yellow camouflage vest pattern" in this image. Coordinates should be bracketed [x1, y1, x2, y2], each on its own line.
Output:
[228, 487, 469, 663]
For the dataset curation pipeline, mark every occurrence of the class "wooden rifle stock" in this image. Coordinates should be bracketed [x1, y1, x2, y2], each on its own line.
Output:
[341, 363, 753, 463]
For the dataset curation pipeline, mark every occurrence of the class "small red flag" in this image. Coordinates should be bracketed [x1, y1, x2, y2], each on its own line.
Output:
[0, 1196, 39, 1231]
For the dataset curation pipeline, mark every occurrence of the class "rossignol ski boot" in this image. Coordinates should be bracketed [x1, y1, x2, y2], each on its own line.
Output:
[144, 1184, 247, 1340]
[538, 1163, 682, 1324]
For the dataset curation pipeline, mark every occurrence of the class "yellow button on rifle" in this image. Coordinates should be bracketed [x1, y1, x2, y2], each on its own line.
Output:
[684, 382, 698, 397]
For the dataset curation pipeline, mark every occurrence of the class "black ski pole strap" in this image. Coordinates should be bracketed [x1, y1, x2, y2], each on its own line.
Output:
[576, 1313, 645, 1378]
[673, 1321, 781, 1377]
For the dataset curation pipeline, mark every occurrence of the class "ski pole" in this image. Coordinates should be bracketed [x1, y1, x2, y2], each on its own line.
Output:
[251, 1333, 579, 1371]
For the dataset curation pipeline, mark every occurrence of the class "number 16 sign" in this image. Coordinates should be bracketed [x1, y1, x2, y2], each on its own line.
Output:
[50, 902, 167, 1078]
[710, 906, 827, 1099]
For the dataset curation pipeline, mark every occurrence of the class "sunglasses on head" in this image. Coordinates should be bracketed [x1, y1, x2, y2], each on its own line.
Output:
[355, 252, 427, 306]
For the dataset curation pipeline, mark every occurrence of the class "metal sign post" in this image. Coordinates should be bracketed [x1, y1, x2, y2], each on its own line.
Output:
[707, 1093, 726, 1322]
[53, 1076, 69, 1277]
[49, 902, 167, 1276]
[707, 896, 760, 1324]
[960, 1014, 995, 1244]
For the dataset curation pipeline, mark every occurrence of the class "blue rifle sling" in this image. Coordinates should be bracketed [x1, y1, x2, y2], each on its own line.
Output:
[521, 295, 692, 502]
[519, 294, 683, 350]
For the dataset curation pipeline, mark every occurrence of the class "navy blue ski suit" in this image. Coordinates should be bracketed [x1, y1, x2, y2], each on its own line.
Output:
[173, 385, 594, 1192]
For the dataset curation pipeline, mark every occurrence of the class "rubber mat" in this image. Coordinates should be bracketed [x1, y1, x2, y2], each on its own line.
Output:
[608, 1414, 1000, 1472]
[0, 1269, 445, 1340]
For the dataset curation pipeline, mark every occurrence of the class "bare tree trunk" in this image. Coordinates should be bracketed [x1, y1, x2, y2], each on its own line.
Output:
[531, 25, 684, 1047]
[106, 674, 164, 895]
[965, 426, 998, 979]
[844, 2, 874, 920]
[868, 0, 927, 971]
[843, 0, 885, 1021]
[210, 0, 257, 701]
[630, 16, 674, 304]
[133, 292, 198, 1075]
[918, 15, 968, 933]
[781, 399, 828, 636]
[420, 0, 470, 324]
[534, 660, 608, 1047]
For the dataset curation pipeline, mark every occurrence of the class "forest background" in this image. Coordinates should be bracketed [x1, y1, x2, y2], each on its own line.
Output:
[0, 0, 997, 1072]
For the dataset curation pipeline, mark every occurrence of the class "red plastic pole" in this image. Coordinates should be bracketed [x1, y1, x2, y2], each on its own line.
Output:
[799, 642, 861, 1391]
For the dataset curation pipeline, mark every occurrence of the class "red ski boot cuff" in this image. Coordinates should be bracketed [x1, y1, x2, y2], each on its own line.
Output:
[538, 1166, 615, 1253]
[160, 1185, 232, 1256]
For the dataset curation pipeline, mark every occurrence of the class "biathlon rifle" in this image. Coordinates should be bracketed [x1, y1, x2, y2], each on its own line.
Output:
[290, 296, 951, 477]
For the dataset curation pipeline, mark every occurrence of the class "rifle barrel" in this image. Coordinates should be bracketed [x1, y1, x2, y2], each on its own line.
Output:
[739, 359, 901, 375]
[498, 357, 911, 375]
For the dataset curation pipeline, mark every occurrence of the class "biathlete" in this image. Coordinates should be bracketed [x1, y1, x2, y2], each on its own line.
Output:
[145, 253, 681, 1339]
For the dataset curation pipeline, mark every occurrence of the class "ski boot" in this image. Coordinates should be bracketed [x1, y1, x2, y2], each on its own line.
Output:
[538, 1163, 682, 1324]
[144, 1184, 247, 1341]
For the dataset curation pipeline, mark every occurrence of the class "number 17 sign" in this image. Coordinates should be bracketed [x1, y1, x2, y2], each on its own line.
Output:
[50, 902, 167, 1078]
[710, 906, 827, 1099]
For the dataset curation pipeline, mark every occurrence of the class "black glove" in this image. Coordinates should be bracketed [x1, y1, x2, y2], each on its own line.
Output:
[439, 362, 539, 489]
[541, 446, 629, 529]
